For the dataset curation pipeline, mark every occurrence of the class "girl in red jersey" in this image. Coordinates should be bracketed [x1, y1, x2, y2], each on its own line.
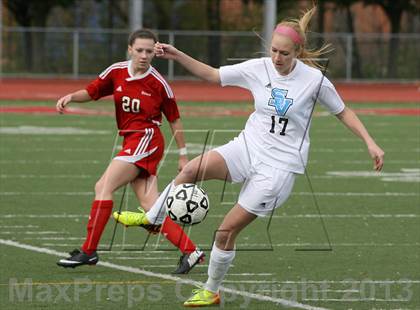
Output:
[56, 29, 204, 273]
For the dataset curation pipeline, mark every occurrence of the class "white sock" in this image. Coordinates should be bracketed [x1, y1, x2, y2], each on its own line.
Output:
[146, 181, 174, 225]
[204, 244, 236, 293]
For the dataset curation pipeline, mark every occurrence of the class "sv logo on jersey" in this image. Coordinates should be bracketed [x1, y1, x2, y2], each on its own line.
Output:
[268, 88, 293, 116]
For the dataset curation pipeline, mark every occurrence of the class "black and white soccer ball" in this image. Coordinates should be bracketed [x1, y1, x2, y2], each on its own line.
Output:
[165, 183, 210, 225]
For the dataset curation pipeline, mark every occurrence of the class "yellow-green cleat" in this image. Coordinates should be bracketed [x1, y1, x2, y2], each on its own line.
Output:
[113, 209, 161, 234]
[183, 288, 220, 307]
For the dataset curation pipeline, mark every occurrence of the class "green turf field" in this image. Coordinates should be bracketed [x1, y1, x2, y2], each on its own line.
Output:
[0, 100, 419, 309]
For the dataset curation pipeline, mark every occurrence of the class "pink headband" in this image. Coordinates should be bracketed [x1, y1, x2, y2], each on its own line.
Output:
[274, 25, 303, 45]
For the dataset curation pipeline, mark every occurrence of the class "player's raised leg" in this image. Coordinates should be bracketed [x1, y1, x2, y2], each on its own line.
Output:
[118, 175, 205, 274]
[115, 150, 229, 226]
[149, 150, 231, 224]
[57, 160, 140, 268]
[184, 204, 256, 306]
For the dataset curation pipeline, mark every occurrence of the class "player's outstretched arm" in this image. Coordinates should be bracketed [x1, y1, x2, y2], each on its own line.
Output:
[336, 107, 384, 171]
[155, 42, 220, 84]
[56, 89, 92, 113]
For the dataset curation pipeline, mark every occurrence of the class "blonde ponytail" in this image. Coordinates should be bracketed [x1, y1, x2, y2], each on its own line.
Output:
[277, 6, 333, 70]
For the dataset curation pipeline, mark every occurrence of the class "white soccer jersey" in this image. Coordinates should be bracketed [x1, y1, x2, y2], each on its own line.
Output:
[219, 57, 345, 174]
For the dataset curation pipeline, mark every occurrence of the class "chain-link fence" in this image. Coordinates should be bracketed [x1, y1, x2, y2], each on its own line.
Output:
[1, 27, 419, 81]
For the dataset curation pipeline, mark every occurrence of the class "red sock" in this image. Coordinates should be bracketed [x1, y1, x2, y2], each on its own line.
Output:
[81, 200, 113, 255]
[160, 217, 197, 254]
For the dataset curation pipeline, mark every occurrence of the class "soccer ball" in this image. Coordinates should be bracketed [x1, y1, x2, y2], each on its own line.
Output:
[165, 183, 210, 225]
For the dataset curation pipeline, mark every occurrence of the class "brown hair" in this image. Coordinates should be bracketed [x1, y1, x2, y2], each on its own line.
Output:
[276, 6, 332, 70]
[128, 29, 158, 46]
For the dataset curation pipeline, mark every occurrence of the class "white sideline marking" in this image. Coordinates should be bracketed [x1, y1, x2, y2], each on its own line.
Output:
[303, 298, 409, 302]
[0, 214, 87, 218]
[226, 280, 420, 284]
[2, 170, 420, 183]
[2, 213, 418, 219]
[325, 169, 420, 183]
[0, 126, 111, 135]
[1, 159, 418, 165]
[0, 225, 39, 228]
[38, 242, 420, 248]
[294, 192, 419, 197]
[208, 214, 420, 219]
[0, 148, 110, 153]
[108, 257, 176, 260]
[0, 160, 102, 164]
[0, 231, 68, 235]
[258, 289, 359, 293]
[228, 273, 273, 276]
[0, 191, 418, 197]
[0, 239, 327, 310]
[240, 242, 420, 247]
[23, 237, 83, 240]
[1, 174, 93, 179]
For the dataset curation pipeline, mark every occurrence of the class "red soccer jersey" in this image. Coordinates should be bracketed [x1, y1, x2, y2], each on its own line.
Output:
[86, 60, 180, 134]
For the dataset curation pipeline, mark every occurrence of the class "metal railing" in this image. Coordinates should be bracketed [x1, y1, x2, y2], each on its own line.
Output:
[1, 27, 419, 81]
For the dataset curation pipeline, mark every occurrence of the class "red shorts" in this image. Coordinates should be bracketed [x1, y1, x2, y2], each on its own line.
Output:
[114, 128, 164, 177]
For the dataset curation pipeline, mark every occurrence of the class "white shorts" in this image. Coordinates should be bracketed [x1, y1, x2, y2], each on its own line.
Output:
[214, 132, 295, 217]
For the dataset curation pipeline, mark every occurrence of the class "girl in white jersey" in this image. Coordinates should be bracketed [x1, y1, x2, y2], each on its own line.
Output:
[117, 7, 384, 307]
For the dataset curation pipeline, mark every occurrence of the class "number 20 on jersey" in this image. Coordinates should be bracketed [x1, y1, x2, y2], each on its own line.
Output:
[122, 96, 141, 113]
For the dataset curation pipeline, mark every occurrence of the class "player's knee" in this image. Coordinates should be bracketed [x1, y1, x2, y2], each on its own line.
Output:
[94, 179, 113, 198]
[215, 230, 234, 250]
[178, 161, 200, 181]
[94, 179, 104, 195]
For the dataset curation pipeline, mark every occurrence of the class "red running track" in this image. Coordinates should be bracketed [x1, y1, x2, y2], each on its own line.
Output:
[0, 78, 419, 103]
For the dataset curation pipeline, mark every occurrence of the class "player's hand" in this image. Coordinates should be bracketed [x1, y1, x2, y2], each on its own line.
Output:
[56, 94, 72, 114]
[178, 155, 189, 172]
[154, 42, 179, 60]
[367, 143, 384, 171]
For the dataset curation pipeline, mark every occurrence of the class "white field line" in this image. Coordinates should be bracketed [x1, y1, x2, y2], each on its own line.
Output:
[312, 176, 420, 182]
[1, 135, 418, 143]
[0, 160, 103, 164]
[1, 213, 418, 219]
[0, 191, 418, 197]
[2, 147, 417, 154]
[0, 214, 87, 218]
[41, 243, 169, 247]
[108, 257, 178, 260]
[0, 136, 112, 142]
[226, 243, 420, 247]
[1, 174, 94, 179]
[0, 239, 327, 310]
[311, 148, 418, 153]
[1, 159, 418, 165]
[315, 138, 420, 142]
[225, 280, 420, 284]
[2, 173, 419, 183]
[2, 169, 420, 179]
[0, 126, 111, 135]
[0, 231, 69, 235]
[102, 250, 181, 254]
[38, 242, 420, 248]
[0, 225, 39, 228]
[0, 148, 111, 153]
[303, 298, 409, 302]
[227, 273, 274, 276]
[222, 214, 420, 219]
[23, 237, 83, 240]
[257, 289, 360, 293]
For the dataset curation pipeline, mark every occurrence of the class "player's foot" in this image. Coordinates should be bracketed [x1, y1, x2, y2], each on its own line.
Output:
[183, 288, 220, 307]
[56, 249, 98, 268]
[113, 209, 161, 234]
[173, 249, 205, 274]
